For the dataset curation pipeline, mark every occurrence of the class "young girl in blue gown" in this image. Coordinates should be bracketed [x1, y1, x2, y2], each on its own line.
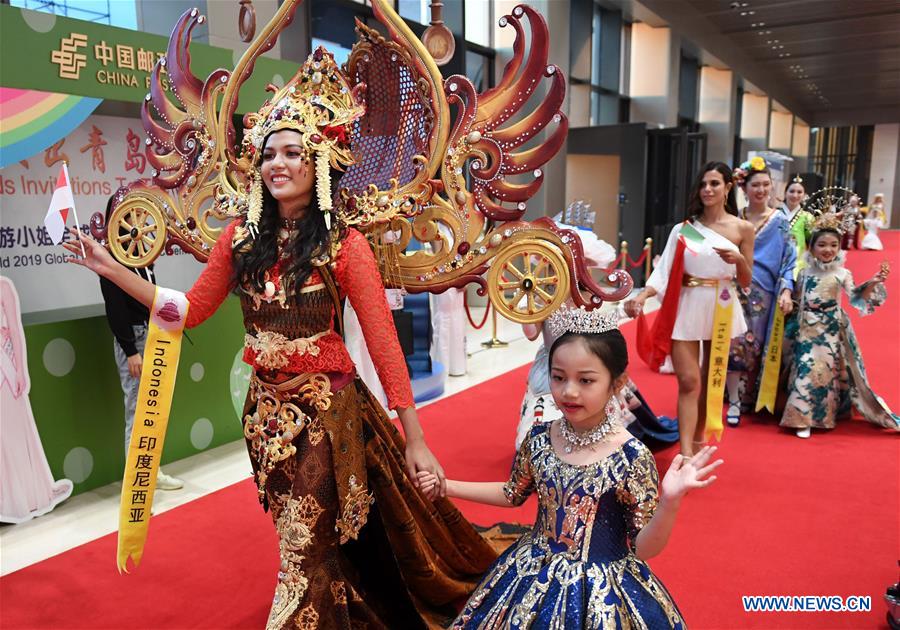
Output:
[419, 306, 724, 628]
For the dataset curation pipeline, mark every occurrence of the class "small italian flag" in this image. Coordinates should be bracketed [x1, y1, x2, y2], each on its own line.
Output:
[680, 221, 706, 254]
[44, 163, 76, 245]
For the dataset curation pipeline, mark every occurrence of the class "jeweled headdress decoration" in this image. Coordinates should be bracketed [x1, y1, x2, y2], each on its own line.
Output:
[812, 212, 844, 234]
[791, 175, 803, 185]
[548, 305, 620, 338]
[240, 46, 364, 236]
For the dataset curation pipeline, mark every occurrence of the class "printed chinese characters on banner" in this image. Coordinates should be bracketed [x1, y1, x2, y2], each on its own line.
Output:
[0, 115, 203, 321]
[50, 31, 167, 90]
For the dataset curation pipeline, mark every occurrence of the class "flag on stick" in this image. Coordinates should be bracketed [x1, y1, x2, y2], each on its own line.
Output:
[44, 162, 85, 256]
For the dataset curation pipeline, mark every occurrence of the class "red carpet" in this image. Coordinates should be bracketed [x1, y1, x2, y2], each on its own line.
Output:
[2, 234, 898, 629]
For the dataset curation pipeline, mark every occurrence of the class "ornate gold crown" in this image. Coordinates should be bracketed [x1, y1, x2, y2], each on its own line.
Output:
[548, 305, 620, 338]
[242, 46, 363, 169]
[240, 46, 365, 235]
[812, 211, 844, 234]
[791, 175, 803, 184]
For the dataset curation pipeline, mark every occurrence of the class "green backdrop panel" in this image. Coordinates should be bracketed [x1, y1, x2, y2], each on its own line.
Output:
[25, 296, 247, 495]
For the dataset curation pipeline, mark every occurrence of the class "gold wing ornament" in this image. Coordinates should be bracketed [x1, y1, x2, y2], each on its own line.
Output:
[101, 0, 632, 322]
[94, 9, 231, 265]
[340, 1, 632, 321]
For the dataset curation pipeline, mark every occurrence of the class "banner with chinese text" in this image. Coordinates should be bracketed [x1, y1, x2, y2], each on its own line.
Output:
[0, 5, 299, 110]
[0, 114, 204, 322]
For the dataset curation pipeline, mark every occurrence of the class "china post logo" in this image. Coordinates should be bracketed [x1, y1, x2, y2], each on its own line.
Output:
[51, 33, 89, 80]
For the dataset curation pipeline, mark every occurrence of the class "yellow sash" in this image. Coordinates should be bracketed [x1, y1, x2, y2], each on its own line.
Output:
[117, 287, 188, 573]
[755, 307, 784, 413]
[705, 281, 734, 441]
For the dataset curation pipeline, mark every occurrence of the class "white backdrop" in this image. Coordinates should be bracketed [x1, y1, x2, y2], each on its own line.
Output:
[0, 115, 204, 322]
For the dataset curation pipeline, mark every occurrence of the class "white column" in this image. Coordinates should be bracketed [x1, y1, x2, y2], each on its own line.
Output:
[629, 23, 678, 128]
[739, 92, 769, 158]
[698, 66, 736, 163]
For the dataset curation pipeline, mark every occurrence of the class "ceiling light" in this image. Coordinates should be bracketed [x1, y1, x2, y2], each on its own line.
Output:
[785, 53, 791, 57]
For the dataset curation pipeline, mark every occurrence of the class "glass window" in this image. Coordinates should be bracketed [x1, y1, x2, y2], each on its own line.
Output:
[398, 0, 429, 24]
[678, 54, 699, 124]
[597, 7, 621, 92]
[619, 21, 631, 95]
[464, 0, 491, 48]
[11, 0, 138, 30]
[466, 49, 490, 94]
[591, 92, 620, 126]
[591, 6, 602, 86]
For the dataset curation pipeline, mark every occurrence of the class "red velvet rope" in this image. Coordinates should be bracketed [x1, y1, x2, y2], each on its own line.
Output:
[626, 248, 648, 267]
[601, 245, 651, 274]
[463, 291, 491, 329]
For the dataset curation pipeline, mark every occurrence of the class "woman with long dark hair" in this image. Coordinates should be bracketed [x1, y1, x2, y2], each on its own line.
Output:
[63, 49, 496, 629]
[625, 161, 754, 456]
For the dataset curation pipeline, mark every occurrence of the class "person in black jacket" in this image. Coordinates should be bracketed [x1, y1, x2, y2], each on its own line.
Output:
[100, 197, 183, 490]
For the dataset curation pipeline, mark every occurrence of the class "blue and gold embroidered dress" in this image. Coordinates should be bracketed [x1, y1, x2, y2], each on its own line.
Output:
[453, 425, 685, 629]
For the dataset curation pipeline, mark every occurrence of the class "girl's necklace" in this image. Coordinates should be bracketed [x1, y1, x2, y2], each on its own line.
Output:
[560, 415, 620, 454]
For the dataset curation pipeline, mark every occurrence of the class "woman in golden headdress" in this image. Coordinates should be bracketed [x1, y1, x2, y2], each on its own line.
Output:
[64, 47, 495, 629]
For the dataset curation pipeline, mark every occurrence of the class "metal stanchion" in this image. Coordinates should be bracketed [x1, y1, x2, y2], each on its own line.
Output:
[644, 237, 653, 278]
[480, 305, 508, 349]
[619, 240, 628, 269]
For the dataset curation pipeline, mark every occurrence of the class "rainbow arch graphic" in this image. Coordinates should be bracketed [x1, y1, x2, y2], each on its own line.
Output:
[0, 88, 102, 168]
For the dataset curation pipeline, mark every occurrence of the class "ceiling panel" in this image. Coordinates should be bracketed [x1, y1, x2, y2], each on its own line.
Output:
[639, 0, 900, 124]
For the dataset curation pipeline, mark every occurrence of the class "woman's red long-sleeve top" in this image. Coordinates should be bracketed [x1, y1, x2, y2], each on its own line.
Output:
[184, 221, 414, 410]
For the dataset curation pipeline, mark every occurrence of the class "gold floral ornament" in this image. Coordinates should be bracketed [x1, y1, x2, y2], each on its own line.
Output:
[240, 46, 365, 237]
[812, 211, 844, 234]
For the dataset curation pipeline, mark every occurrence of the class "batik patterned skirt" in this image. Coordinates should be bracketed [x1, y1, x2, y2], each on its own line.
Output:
[242, 372, 497, 629]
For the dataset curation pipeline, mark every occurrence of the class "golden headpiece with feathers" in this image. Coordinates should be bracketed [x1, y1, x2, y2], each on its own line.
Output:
[812, 212, 844, 234]
[241, 46, 364, 236]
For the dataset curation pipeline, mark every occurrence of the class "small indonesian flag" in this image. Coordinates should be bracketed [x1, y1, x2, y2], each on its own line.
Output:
[44, 163, 75, 244]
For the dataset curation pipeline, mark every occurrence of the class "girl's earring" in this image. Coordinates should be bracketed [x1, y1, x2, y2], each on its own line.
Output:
[604, 398, 621, 425]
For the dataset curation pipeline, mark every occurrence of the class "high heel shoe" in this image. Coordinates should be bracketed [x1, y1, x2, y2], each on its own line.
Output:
[726, 402, 741, 426]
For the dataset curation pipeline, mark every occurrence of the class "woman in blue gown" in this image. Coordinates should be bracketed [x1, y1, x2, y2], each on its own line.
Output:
[726, 163, 796, 423]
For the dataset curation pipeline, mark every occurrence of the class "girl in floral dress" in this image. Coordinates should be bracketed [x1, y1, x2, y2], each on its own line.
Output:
[780, 217, 899, 438]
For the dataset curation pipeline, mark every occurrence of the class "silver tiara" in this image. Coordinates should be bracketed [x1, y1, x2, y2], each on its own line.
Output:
[547, 305, 620, 338]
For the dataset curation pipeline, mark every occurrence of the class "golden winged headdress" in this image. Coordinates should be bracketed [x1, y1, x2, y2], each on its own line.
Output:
[101, 0, 633, 323]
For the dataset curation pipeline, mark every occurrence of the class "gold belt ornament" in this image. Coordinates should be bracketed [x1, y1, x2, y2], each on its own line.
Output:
[243, 329, 327, 370]
[682, 275, 724, 288]
[244, 372, 333, 499]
